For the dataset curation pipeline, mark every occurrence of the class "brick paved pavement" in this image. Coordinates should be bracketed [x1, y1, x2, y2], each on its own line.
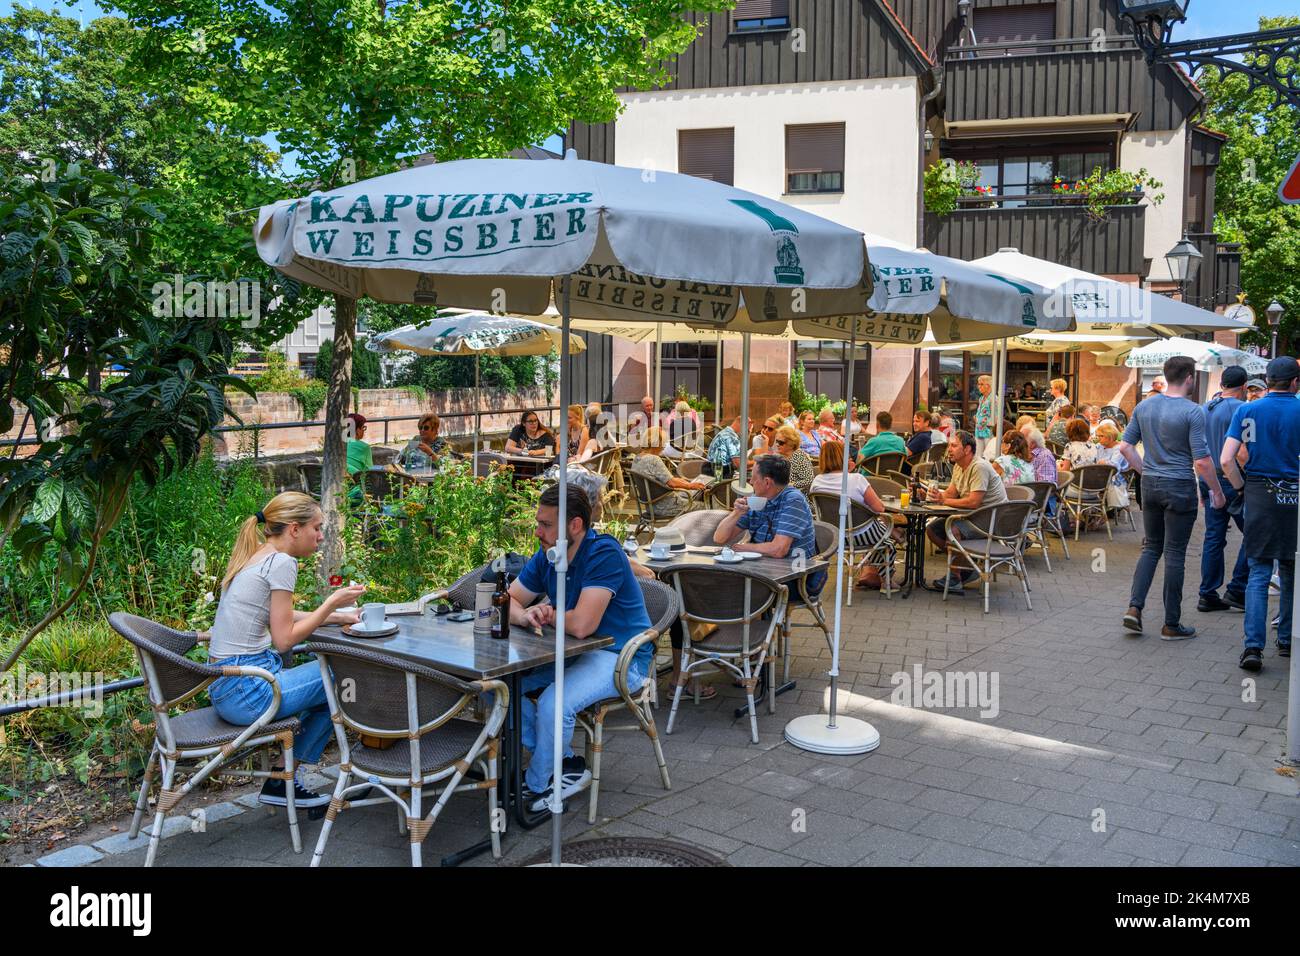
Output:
[55, 520, 1300, 866]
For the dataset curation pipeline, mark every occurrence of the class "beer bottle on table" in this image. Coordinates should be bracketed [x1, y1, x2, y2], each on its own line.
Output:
[490, 571, 510, 639]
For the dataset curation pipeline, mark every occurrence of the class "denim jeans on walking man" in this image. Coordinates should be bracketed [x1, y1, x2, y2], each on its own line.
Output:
[1245, 558, 1294, 652]
[208, 649, 334, 764]
[1198, 480, 1249, 599]
[1129, 476, 1200, 627]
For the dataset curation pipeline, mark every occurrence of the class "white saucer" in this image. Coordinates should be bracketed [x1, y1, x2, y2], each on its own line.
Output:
[715, 553, 745, 564]
[348, 621, 393, 634]
[739, 552, 761, 560]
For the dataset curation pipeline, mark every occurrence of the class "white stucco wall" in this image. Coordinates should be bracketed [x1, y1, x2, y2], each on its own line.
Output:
[1121, 126, 1187, 285]
[613, 78, 922, 247]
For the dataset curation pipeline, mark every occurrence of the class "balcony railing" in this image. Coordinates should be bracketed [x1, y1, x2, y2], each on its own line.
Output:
[924, 200, 1147, 277]
[950, 190, 1146, 210]
[944, 35, 1138, 60]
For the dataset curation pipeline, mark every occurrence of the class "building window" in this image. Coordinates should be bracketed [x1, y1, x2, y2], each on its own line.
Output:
[973, 3, 1057, 55]
[678, 128, 735, 186]
[786, 123, 845, 194]
[947, 144, 1113, 206]
[732, 0, 790, 32]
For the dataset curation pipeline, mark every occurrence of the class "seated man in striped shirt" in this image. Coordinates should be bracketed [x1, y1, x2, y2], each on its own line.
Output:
[713, 454, 826, 596]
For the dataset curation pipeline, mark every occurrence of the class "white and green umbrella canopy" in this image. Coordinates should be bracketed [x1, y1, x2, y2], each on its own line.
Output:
[1099, 336, 1267, 374]
[256, 152, 875, 859]
[368, 311, 587, 357]
[972, 248, 1253, 337]
[367, 312, 586, 468]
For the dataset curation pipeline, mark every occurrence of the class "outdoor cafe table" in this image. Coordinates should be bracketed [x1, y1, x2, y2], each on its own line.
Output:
[310, 613, 612, 865]
[632, 547, 829, 716]
[880, 498, 972, 598]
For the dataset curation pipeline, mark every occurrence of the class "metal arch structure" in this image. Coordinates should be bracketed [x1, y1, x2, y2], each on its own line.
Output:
[1119, 2, 1300, 112]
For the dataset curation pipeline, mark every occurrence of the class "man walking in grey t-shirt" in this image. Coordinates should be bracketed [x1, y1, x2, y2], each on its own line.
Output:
[1118, 356, 1226, 639]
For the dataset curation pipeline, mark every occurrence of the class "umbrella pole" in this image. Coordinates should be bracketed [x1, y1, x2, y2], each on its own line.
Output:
[1289, 455, 1300, 766]
[739, 333, 752, 490]
[654, 322, 663, 415]
[550, 276, 573, 865]
[474, 353, 481, 474]
[784, 323, 880, 755]
[715, 331, 724, 426]
[993, 338, 1005, 455]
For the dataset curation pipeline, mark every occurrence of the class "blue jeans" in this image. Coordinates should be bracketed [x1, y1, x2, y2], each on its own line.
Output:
[518, 649, 648, 794]
[1198, 480, 1249, 598]
[1245, 558, 1294, 651]
[208, 649, 333, 764]
[1129, 476, 1200, 627]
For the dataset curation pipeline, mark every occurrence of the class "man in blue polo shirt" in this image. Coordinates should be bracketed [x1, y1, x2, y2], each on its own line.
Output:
[713, 454, 826, 595]
[1220, 356, 1300, 672]
[509, 483, 651, 810]
[1197, 366, 1250, 612]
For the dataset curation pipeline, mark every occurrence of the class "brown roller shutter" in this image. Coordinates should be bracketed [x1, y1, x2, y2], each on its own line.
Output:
[973, 3, 1056, 54]
[678, 128, 735, 186]
[733, 0, 789, 19]
[786, 123, 845, 192]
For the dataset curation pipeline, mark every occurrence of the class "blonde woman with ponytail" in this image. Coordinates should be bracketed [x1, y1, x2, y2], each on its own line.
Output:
[207, 491, 365, 809]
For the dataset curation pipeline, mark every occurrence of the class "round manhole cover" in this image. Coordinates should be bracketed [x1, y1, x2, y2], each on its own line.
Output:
[521, 837, 729, 867]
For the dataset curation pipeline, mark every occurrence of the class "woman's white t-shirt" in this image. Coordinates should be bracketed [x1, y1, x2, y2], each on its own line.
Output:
[209, 551, 298, 660]
[809, 471, 872, 508]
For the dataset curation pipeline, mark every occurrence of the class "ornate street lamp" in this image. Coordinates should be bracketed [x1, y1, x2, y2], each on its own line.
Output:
[1267, 300, 1284, 358]
[1164, 235, 1203, 298]
[1117, 1, 1300, 110]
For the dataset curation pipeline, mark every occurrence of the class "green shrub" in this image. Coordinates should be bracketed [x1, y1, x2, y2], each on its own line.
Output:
[315, 336, 383, 389]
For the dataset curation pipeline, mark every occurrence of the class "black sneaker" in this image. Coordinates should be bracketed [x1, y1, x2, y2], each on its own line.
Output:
[1197, 593, 1232, 612]
[1239, 647, 1263, 672]
[1222, 590, 1246, 610]
[526, 760, 592, 813]
[259, 773, 330, 809]
[1279, 643, 1292, 658]
[931, 574, 966, 595]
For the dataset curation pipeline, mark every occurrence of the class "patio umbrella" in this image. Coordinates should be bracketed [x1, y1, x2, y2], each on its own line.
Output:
[971, 248, 1254, 337]
[1099, 336, 1267, 374]
[256, 150, 874, 862]
[366, 310, 586, 472]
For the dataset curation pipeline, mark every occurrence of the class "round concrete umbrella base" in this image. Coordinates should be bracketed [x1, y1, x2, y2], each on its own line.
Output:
[783, 714, 880, 755]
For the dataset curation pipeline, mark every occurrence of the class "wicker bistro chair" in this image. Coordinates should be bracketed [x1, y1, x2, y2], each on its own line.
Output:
[108, 612, 305, 868]
[574, 577, 679, 823]
[859, 451, 906, 477]
[1004, 484, 1034, 502]
[868, 476, 904, 499]
[416, 562, 494, 615]
[628, 469, 707, 540]
[302, 641, 508, 868]
[809, 492, 896, 606]
[1021, 480, 1070, 568]
[777, 521, 838, 681]
[661, 564, 788, 744]
[941, 501, 1037, 614]
[298, 461, 325, 500]
[583, 445, 626, 509]
[1060, 464, 1117, 541]
[474, 451, 509, 477]
[664, 509, 731, 546]
[671, 456, 708, 481]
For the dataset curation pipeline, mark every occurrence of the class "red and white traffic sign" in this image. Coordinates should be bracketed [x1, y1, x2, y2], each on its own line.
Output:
[1282, 153, 1300, 204]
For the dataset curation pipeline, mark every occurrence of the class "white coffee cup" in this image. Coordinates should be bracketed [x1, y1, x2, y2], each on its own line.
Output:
[650, 542, 669, 559]
[746, 495, 767, 512]
[720, 547, 735, 560]
[361, 602, 386, 630]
